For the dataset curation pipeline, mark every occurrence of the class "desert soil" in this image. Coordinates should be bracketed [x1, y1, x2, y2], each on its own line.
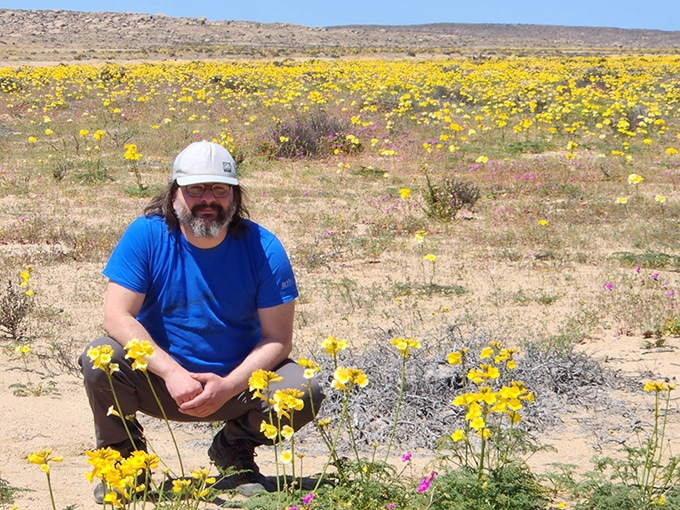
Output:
[1, 9, 679, 510]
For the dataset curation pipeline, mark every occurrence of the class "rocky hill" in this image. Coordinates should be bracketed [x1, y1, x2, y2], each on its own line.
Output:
[1, 8, 679, 64]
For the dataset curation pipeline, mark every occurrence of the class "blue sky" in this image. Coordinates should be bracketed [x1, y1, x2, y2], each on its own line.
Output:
[3, 1, 679, 32]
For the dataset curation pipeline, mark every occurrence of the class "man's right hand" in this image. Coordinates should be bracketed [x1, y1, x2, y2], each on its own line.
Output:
[163, 365, 204, 406]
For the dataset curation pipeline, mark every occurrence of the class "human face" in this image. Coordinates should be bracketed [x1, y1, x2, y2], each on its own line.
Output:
[173, 182, 235, 239]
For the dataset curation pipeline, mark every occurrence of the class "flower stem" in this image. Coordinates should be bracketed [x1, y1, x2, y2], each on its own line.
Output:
[144, 371, 184, 477]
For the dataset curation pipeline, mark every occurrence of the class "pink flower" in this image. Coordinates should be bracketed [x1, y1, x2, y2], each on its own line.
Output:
[417, 471, 436, 493]
[402, 452, 412, 462]
[604, 283, 613, 291]
[387, 505, 396, 509]
[652, 273, 660, 280]
[303, 493, 314, 504]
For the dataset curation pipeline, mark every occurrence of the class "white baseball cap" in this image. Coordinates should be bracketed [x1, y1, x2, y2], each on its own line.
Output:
[172, 141, 239, 186]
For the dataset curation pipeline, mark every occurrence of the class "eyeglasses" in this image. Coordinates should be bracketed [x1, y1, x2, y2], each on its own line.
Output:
[184, 183, 232, 198]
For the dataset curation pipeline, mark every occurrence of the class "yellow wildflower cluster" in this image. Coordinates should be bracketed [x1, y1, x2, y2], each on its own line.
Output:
[332, 367, 369, 391]
[170, 468, 215, 499]
[248, 368, 283, 401]
[85, 447, 159, 506]
[87, 344, 119, 375]
[391, 337, 421, 358]
[19, 265, 34, 297]
[124, 339, 155, 371]
[272, 388, 305, 419]
[27, 448, 63, 474]
[321, 336, 348, 356]
[644, 380, 676, 392]
[123, 143, 142, 161]
[298, 357, 321, 379]
[448, 342, 533, 442]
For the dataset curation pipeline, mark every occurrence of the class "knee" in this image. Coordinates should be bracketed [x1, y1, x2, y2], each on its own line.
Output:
[79, 336, 124, 383]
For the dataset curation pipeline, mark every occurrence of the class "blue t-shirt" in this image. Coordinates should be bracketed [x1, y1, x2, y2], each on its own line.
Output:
[103, 215, 298, 376]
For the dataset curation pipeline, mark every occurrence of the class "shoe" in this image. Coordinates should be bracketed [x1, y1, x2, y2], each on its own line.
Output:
[208, 433, 266, 494]
[94, 482, 156, 505]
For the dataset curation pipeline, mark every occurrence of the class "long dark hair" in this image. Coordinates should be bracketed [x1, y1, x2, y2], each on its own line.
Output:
[143, 182, 251, 238]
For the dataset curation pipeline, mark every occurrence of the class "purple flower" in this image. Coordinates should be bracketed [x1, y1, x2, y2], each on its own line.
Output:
[417, 471, 436, 493]
[668, 291, 675, 297]
[387, 504, 396, 509]
[402, 453, 412, 462]
[302, 493, 315, 504]
[635, 266, 641, 273]
[652, 273, 660, 280]
[604, 283, 614, 291]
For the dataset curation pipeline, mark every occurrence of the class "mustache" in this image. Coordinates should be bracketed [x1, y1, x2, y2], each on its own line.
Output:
[192, 204, 223, 214]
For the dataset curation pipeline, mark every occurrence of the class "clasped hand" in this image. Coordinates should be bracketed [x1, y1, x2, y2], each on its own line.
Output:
[166, 370, 234, 418]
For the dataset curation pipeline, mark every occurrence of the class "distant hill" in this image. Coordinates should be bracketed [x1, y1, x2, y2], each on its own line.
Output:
[1, 8, 679, 64]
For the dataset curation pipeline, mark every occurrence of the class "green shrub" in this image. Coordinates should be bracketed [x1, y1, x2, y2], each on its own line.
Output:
[423, 174, 481, 221]
[259, 111, 361, 159]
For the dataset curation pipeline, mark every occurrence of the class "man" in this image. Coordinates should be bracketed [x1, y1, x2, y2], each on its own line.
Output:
[80, 140, 323, 500]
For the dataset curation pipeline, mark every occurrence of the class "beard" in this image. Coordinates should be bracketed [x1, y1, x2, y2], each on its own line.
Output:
[174, 200, 235, 239]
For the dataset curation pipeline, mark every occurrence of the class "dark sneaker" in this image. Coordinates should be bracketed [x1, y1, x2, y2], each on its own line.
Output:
[208, 433, 266, 495]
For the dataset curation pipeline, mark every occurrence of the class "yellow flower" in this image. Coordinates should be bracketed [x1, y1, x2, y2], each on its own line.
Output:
[423, 253, 437, 263]
[655, 195, 666, 204]
[451, 429, 465, 442]
[616, 197, 628, 204]
[413, 230, 428, 244]
[627, 173, 644, 185]
[93, 129, 105, 141]
[475, 155, 489, 163]
[538, 219, 548, 226]
[79, 129, 90, 137]
[44, 128, 54, 135]
[470, 416, 486, 431]
[399, 188, 411, 199]
[447, 348, 467, 365]
[260, 421, 278, 440]
[391, 337, 421, 358]
[298, 357, 320, 379]
[321, 336, 348, 356]
[15, 345, 31, 355]
[124, 143, 142, 161]
[479, 347, 494, 359]
[28, 136, 37, 143]
[281, 450, 293, 464]
[172, 478, 191, 492]
[281, 425, 294, 440]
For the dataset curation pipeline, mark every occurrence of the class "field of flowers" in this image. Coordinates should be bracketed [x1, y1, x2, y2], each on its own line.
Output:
[1, 55, 680, 509]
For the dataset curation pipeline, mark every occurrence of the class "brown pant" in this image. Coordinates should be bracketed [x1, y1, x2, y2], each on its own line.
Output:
[79, 336, 324, 449]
